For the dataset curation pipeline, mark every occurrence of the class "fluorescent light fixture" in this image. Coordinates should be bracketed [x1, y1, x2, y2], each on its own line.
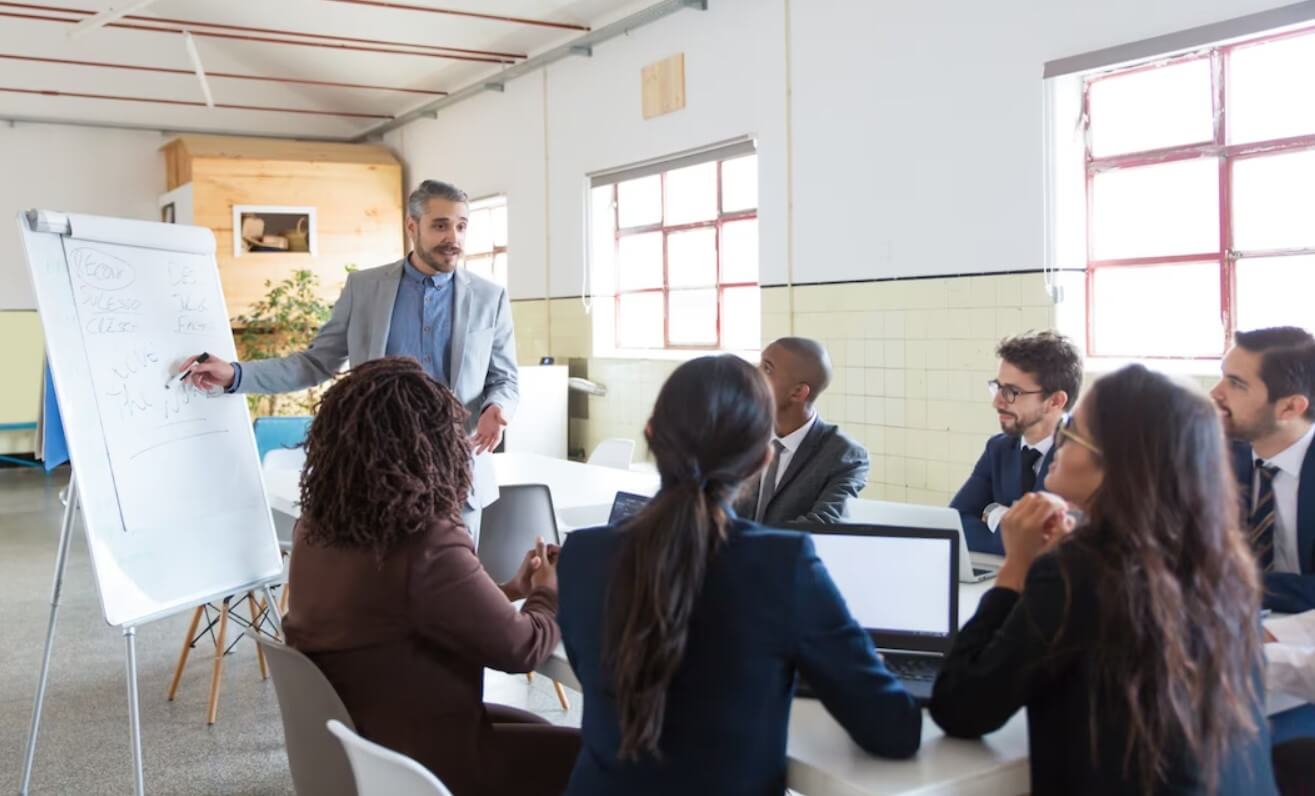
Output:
[67, 0, 163, 40]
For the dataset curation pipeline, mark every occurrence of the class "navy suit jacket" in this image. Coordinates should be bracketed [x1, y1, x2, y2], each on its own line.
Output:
[950, 434, 1056, 555]
[556, 517, 922, 796]
[1231, 440, 1315, 613]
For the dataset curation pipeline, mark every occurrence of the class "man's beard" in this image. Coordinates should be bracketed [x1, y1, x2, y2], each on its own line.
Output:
[999, 407, 1045, 437]
[1220, 406, 1279, 442]
[416, 243, 459, 272]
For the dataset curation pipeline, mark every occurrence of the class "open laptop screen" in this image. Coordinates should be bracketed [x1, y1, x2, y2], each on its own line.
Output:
[608, 491, 651, 525]
[788, 523, 958, 653]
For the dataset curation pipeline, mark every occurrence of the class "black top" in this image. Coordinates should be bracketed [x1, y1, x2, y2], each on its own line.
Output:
[929, 550, 1277, 796]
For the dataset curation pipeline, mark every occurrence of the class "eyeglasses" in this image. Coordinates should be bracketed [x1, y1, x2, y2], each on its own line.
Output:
[1054, 415, 1101, 457]
[987, 379, 1046, 405]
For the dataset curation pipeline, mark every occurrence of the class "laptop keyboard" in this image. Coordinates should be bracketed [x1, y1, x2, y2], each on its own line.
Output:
[883, 655, 940, 682]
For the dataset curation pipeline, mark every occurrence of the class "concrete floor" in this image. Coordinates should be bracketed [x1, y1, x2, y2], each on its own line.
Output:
[0, 466, 580, 795]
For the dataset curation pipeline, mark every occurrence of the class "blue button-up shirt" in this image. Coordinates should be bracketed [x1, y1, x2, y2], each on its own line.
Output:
[384, 258, 456, 385]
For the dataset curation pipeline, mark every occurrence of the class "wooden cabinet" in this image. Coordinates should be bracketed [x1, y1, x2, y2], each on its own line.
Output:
[160, 135, 404, 319]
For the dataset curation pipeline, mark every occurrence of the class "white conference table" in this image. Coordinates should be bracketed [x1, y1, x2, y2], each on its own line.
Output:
[265, 452, 1030, 796]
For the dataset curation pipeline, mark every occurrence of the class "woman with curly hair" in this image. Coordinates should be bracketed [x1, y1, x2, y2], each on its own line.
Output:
[283, 356, 579, 796]
[930, 365, 1276, 795]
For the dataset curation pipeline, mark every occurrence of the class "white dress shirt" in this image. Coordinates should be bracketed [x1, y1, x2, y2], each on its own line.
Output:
[1266, 609, 1315, 703]
[985, 435, 1055, 533]
[763, 412, 818, 492]
[1253, 424, 1315, 575]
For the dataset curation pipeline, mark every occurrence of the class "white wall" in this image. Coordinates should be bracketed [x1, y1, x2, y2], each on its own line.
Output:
[0, 123, 164, 309]
[386, 0, 1296, 295]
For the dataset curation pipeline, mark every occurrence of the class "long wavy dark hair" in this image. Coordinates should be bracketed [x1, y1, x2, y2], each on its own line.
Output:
[1056, 364, 1261, 794]
[299, 357, 472, 558]
[606, 355, 775, 761]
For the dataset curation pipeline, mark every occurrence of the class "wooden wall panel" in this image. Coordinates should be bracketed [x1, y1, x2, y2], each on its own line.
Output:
[642, 53, 686, 119]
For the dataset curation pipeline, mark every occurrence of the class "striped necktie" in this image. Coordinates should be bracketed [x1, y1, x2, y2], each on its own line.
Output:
[1249, 461, 1279, 573]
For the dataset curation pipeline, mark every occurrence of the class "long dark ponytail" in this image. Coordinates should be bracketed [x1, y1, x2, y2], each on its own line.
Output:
[606, 355, 775, 761]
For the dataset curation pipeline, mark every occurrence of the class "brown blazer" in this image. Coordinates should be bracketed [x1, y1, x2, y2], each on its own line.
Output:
[283, 517, 560, 795]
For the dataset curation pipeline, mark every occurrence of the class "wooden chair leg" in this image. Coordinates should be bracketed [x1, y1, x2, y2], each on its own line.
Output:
[552, 680, 571, 711]
[526, 671, 534, 683]
[207, 598, 231, 726]
[279, 581, 290, 616]
[167, 606, 204, 701]
[247, 592, 268, 681]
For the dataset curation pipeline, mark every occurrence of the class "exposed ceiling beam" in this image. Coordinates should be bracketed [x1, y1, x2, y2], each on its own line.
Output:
[0, 52, 448, 96]
[66, 0, 158, 39]
[0, 113, 355, 142]
[355, 0, 709, 141]
[321, 0, 590, 32]
[0, 2, 524, 62]
[181, 32, 214, 109]
[0, 85, 392, 118]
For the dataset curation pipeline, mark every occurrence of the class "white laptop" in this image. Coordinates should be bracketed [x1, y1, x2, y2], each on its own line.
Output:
[844, 498, 999, 583]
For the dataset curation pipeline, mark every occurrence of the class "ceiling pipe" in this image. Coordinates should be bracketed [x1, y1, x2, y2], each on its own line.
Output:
[0, 2, 525, 61]
[181, 32, 214, 108]
[321, 0, 590, 32]
[0, 52, 448, 96]
[0, 85, 393, 118]
[66, 0, 158, 39]
[0, 112, 357, 142]
[355, 0, 709, 141]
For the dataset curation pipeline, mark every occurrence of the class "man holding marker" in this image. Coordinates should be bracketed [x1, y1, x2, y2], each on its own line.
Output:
[181, 180, 519, 541]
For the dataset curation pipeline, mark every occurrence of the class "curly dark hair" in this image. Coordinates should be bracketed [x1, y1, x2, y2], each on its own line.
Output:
[299, 357, 472, 557]
[996, 330, 1083, 409]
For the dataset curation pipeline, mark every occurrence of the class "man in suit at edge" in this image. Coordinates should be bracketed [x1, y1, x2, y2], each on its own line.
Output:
[735, 337, 869, 526]
[950, 331, 1082, 555]
[180, 180, 518, 543]
[1211, 326, 1315, 615]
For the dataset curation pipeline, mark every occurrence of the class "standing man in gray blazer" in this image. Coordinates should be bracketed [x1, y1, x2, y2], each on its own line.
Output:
[735, 337, 869, 525]
[181, 180, 518, 540]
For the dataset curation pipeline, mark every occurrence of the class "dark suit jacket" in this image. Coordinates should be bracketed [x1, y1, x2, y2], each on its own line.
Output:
[283, 518, 560, 796]
[556, 518, 921, 796]
[1230, 440, 1315, 613]
[949, 433, 1056, 555]
[930, 549, 1276, 796]
[733, 418, 869, 525]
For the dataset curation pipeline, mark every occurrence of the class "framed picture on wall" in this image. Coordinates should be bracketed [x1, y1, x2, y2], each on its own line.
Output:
[232, 205, 317, 257]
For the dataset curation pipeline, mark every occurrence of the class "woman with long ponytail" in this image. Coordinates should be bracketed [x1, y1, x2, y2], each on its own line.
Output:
[556, 355, 922, 795]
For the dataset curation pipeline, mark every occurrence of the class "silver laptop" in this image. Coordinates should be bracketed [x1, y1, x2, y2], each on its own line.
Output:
[845, 498, 998, 583]
[786, 522, 958, 704]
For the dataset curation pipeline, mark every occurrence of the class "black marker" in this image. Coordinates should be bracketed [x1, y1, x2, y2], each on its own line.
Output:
[168, 352, 210, 389]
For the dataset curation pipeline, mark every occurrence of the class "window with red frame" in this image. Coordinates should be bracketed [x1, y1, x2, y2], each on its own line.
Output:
[463, 195, 507, 287]
[591, 151, 760, 351]
[1084, 26, 1315, 359]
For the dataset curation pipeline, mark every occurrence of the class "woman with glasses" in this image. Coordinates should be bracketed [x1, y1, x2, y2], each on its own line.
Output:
[930, 364, 1276, 795]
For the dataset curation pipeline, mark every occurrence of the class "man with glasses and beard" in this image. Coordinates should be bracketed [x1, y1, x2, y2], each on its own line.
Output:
[950, 331, 1083, 555]
[179, 180, 519, 542]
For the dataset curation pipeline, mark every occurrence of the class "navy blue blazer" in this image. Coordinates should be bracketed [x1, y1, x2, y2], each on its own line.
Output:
[1230, 440, 1315, 613]
[950, 434, 1056, 555]
[556, 517, 922, 796]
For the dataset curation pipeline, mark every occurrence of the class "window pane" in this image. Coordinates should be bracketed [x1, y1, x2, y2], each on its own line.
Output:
[618, 175, 661, 228]
[1232, 150, 1315, 251]
[466, 208, 493, 254]
[617, 232, 663, 291]
[590, 185, 617, 295]
[722, 154, 758, 213]
[617, 292, 664, 349]
[664, 161, 718, 226]
[1236, 255, 1315, 332]
[1229, 32, 1315, 144]
[491, 204, 508, 248]
[465, 255, 494, 283]
[1088, 59, 1213, 157]
[1091, 158, 1219, 260]
[667, 228, 716, 288]
[1091, 263, 1223, 357]
[493, 252, 507, 287]
[721, 219, 758, 284]
[722, 286, 761, 350]
[668, 289, 718, 346]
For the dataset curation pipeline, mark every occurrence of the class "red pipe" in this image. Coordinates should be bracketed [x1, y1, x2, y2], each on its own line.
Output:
[321, 0, 589, 32]
[0, 52, 447, 96]
[0, 2, 524, 61]
[0, 85, 394, 118]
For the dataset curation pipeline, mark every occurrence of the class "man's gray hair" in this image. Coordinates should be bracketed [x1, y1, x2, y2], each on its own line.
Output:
[407, 180, 469, 219]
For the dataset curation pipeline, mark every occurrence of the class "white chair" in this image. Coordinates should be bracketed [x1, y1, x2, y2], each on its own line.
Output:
[587, 438, 635, 471]
[262, 446, 307, 476]
[327, 719, 454, 796]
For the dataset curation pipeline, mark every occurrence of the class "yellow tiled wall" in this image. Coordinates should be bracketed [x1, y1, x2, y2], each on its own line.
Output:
[512, 272, 1059, 507]
[0, 311, 44, 455]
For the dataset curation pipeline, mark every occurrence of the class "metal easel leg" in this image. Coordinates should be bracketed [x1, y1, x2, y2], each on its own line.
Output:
[125, 626, 145, 796]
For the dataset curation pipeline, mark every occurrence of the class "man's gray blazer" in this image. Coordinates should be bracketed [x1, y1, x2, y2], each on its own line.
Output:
[734, 419, 869, 526]
[236, 259, 519, 430]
